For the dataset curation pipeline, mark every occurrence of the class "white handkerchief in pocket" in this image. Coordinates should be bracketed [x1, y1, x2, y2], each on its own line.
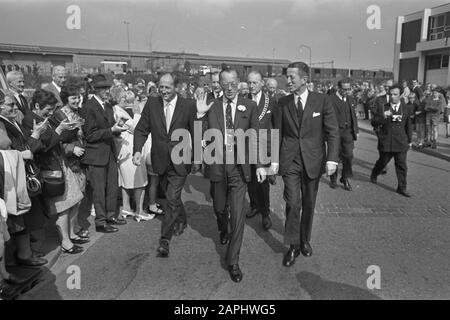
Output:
[313, 112, 321, 117]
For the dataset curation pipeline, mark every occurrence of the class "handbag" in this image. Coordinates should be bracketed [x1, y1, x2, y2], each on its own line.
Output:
[24, 160, 42, 197]
[41, 150, 65, 197]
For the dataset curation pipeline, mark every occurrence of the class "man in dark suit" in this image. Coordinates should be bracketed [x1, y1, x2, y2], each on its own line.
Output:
[329, 78, 358, 191]
[6, 71, 29, 117]
[81, 74, 127, 233]
[271, 62, 339, 267]
[206, 72, 223, 103]
[133, 73, 197, 258]
[196, 68, 266, 282]
[370, 84, 413, 197]
[245, 70, 277, 230]
[43, 66, 67, 107]
[372, 82, 391, 175]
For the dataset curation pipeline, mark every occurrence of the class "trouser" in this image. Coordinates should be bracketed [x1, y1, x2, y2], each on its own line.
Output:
[88, 153, 119, 227]
[282, 154, 320, 246]
[371, 151, 408, 191]
[332, 130, 354, 180]
[248, 165, 270, 216]
[159, 163, 187, 241]
[211, 164, 247, 266]
[77, 181, 93, 230]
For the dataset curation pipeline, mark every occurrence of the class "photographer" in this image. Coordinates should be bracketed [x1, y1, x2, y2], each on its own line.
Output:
[370, 84, 413, 197]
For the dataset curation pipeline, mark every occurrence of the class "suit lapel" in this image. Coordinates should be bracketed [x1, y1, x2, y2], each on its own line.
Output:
[301, 92, 315, 129]
[169, 95, 182, 132]
[157, 97, 166, 133]
[92, 98, 109, 123]
[214, 99, 225, 134]
[286, 95, 299, 130]
[234, 96, 244, 130]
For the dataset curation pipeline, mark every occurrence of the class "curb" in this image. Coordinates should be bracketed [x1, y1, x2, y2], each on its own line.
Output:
[358, 126, 450, 162]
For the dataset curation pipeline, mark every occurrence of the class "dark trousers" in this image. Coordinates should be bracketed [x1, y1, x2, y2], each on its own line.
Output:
[159, 163, 187, 241]
[88, 153, 119, 227]
[336, 130, 354, 179]
[248, 165, 270, 216]
[211, 164, 247, 266]
[371, 151, 408, 190]
[78, 181, 93, 230]
[282, 154, 320, 246]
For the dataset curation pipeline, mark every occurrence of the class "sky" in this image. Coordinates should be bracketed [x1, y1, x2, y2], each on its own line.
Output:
[0, 0, 447, 70]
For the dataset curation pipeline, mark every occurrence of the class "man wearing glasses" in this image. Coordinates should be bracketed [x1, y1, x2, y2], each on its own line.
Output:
[328, 78, 358, 191]
[196, 68, 266, 283]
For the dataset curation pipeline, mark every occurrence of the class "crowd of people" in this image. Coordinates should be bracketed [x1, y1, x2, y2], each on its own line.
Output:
[1, 63, 449, 291]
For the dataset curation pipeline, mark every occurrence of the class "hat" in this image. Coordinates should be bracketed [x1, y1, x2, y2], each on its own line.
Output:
[91, 74, 112, 88]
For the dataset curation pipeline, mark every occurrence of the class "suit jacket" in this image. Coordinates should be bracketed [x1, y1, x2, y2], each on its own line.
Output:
[80, 97, 117, 167]
[413, 86, 423, 102]
[329, 94, 358, 141]
[273, 91, 340, 179]
[200, 96, 261, 183]
[43, 82, 63, 107]
[207, 91, 222, 104]
[371, 101, 412, 153]
[247, 92, 277, 163]
[133, 95, 197, 176]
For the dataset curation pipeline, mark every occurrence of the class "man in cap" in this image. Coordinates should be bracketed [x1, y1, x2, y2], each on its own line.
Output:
[81, 74, 127, 233]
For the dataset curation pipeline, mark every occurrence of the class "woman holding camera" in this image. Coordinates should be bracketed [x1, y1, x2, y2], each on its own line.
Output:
[22, 90, 84, 254]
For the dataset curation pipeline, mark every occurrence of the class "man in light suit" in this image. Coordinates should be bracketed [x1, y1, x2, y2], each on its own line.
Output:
[43, 66, 67, 107]
[196, 68, 266, 282]
[133, 73, 197, 258]
[271, 62, 340, 267]
[81, 74, 127, 233]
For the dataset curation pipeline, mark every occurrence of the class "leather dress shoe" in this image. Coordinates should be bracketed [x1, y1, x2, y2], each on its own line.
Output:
[262, 215, 272, 230]
[157, 239, 170, 257]
[220, 231, 230, 245]
[95, 224, 118, 233]
[106, 217, 127, 225]
[16, 255, 48, 267]
[370, 175, 377, 184]
[300, 242, 313, 257]
[330, 173, 338, 189]
[246, 208, 259, 219]
[340, 178, 353, 191]
[397, 189, 411, 197]
[228, 264, 243, 283]
[282, 246, 300, 267]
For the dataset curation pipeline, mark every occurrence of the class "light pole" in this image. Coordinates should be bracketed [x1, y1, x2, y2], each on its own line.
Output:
[348, 36, 352, 77]
[123, 21, 131, 70]
[299, 44, 312, 81]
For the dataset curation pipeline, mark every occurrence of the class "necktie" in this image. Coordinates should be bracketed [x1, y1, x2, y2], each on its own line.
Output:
[297, 96, 304, 125]
[165, 103, 172, 133]
[226, 99, 233, 129]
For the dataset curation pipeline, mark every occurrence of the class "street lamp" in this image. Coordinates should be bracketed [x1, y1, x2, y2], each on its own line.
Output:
[348, 36, 352, 77]
[123, 21, 131, 70]
[299, 44, 312, 81]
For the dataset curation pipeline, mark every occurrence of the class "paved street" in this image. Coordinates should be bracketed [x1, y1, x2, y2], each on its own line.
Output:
[22, 129, 450, 300]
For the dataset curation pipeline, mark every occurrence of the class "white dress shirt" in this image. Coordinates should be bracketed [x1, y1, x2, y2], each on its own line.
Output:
[52, 81, 62, 93]
[222, 95, 238, 146]
[252, 91, 262, 105]
[293, 89, 308, 110]
[164, 94, 178, 132]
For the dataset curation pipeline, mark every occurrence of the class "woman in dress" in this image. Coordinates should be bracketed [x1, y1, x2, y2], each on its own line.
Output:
[53, 85, 89, 244]
[112, 90, 153, 221]
[23, 90, 84, 254]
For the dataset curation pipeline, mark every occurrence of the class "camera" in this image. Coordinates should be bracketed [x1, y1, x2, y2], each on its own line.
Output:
[392, 115, 403, 122]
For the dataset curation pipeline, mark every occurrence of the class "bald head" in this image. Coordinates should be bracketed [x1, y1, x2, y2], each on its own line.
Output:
[52, 66, 67, 87]
[158, 73, 177, 102]
[266, 78, 278, 96]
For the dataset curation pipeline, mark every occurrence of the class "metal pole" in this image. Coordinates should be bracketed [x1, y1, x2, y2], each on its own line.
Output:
[123, 21, 131, 69]
[348, 36, 352, 77]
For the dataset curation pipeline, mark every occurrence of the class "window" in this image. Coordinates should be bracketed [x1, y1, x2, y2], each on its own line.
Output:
[428, 12, 450, 40]
[426, 54, 449, 69]
[443, 54, 449, 68]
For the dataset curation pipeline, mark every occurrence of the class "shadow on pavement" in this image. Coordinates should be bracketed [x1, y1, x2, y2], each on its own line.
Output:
[296, 271, 382, 300]
[244, 211, 286, 254]
[18, 266, 62, 300]
[183, 174, 213, 202]
[184, 201, 228, 271]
